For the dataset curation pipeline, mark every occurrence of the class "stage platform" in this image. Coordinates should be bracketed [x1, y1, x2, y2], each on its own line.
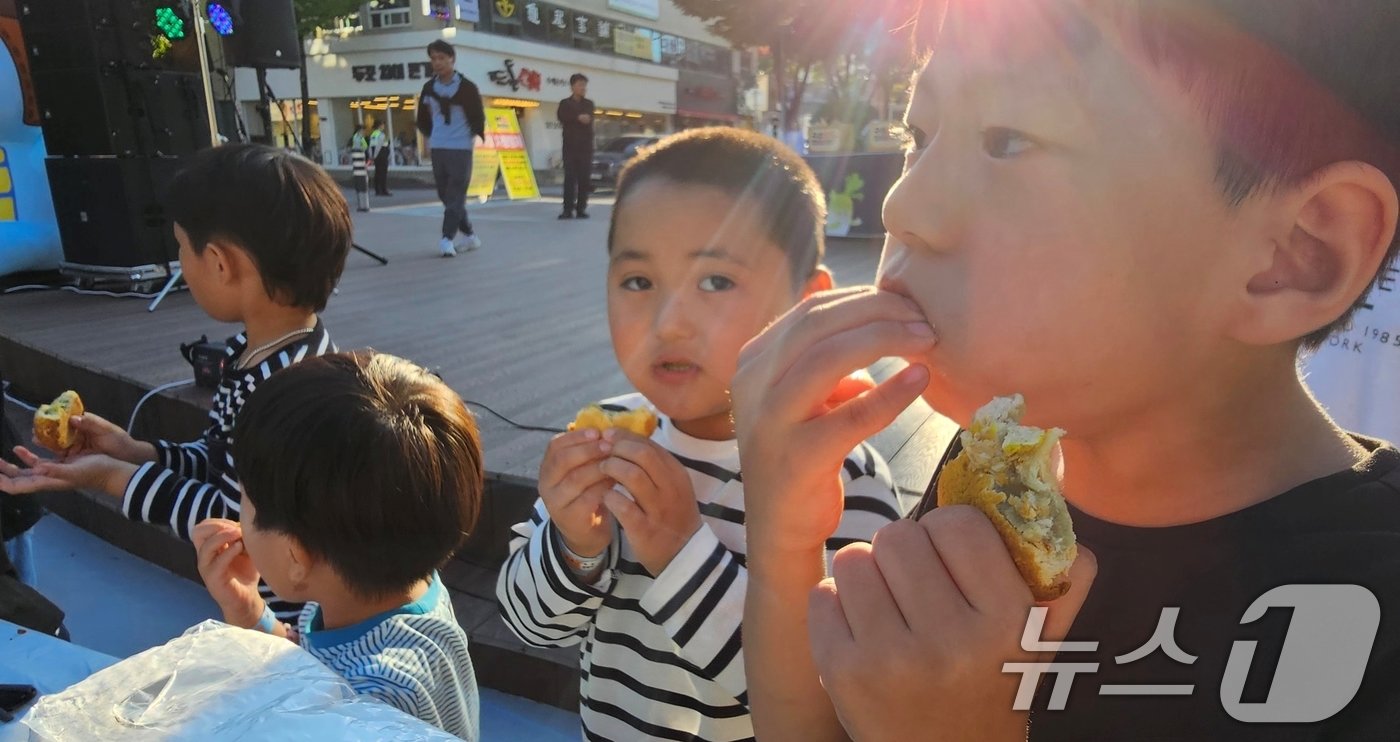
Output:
[0, 191, 957, 710]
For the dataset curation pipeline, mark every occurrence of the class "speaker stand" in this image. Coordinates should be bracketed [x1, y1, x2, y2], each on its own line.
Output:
[353, 243, 388, 265]
[147, 268, 184, 312]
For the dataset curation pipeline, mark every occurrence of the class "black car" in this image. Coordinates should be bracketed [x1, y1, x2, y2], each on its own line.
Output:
[592, 135, 661, 187]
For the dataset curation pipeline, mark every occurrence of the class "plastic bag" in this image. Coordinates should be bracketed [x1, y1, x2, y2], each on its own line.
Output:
[22, 620, 460, 740]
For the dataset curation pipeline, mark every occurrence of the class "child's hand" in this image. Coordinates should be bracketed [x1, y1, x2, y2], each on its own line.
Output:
[539, 428, 616, 560]
[51, 413, 156, 464]
[0, 447, 138, 499]
[193, 519, 265, 629]
[598, 429, 700, 576]
[809, 507, 1098, 741]
[733, 287, 936, 556]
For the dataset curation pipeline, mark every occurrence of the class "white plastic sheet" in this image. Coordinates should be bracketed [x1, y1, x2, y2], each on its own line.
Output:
[22, 620, 460, 741]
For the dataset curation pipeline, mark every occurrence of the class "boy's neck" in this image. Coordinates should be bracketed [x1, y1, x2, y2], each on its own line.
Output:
[315, 578, 430, 632]
[242, 305, 318, 354]
[1059, 352, 1367, 528]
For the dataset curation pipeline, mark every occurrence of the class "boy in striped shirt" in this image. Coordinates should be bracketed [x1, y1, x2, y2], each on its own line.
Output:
[193, 351, 483, 741]
[0, 144, 349, 621]
[497, 129, 903, 741]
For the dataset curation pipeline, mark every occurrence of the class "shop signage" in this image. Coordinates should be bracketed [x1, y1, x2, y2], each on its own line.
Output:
[614, 27, 655, 61]
[352, 62, 434, 83]
[486, 58, 570, 93]
[608, 0, 659, 21]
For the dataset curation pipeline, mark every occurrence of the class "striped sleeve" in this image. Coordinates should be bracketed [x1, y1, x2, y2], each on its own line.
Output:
[120, 462, 234, 542]
[154, 427, 214, 481]
[824, 441, 903, 556]
[637, 523, 748, 702]
[496, 498, 615, 649]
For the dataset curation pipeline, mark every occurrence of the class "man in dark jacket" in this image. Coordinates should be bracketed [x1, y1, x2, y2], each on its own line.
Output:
[557, 73, 594, 220]
[416, 39, 486, 257]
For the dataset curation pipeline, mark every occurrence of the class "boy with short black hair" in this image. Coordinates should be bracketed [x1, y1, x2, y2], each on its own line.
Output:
[737, 1, 1400, 740]
[497, 128, 903, 740]
[194, 351, 482, 741]
[0, 143, 350, 622]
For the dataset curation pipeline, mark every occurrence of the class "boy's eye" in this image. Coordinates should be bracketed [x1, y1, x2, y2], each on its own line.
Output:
[982, 127, 1036, 159]
[698, 275, 734, 292]
[620, 276, 652, 291]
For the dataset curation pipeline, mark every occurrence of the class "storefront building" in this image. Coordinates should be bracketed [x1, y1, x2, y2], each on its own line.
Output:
[235, 0, 741, 177]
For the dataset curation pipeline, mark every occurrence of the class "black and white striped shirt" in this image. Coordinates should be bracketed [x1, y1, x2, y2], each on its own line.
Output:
[497, 393, 903, 741]
[122, 321, 334, 619]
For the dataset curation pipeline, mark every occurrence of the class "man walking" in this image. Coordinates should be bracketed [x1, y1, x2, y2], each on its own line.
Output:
[556, 73, 594, 220]
[369, 120, 392, 196]
[416, 39, 486, 257]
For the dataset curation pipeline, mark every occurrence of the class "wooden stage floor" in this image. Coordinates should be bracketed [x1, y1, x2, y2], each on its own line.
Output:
[0, 192, 955, 503]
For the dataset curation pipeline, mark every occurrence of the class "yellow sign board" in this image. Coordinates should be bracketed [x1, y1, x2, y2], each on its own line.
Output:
[467, 107, 539, 201]
[614, 27, 654, 61]
[467, 147, 500, 200]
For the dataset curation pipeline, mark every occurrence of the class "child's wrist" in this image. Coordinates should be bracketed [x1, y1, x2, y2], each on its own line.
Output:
[252, 604, 279, 634]
[100, 459, 140, 499]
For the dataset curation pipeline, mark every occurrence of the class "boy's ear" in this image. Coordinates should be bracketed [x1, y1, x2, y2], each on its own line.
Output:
[802, 265, 835, 299]
[1230, 160, 1398, 345]
[286, 537, 316, 590]
[202, 241, 243, 287]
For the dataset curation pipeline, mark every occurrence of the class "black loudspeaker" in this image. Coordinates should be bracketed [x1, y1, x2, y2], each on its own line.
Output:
[19, 0, 201, 73]
[44, 157, 182, 269]
[223, 0, 302, 70]
[29, 68, 210, 156]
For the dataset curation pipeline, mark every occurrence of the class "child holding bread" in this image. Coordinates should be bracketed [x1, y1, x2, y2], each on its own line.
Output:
[495, 128, 904, 740]
[0, 144, 350, 622]
[193, 351, 482, 740]
[736, 1, 1400, 739]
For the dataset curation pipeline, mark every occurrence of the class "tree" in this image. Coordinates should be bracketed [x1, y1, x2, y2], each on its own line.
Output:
[672, 0, 918, 134]
[292, 0, 361, 156]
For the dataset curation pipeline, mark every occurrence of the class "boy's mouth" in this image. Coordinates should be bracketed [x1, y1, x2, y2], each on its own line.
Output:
[652, 359, 701, 381]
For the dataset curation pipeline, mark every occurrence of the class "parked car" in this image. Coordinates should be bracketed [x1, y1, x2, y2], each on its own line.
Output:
[591, 135, 661, 187]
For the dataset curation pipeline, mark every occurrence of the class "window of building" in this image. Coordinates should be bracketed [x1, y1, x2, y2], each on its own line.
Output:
[367, 0, 412, 29]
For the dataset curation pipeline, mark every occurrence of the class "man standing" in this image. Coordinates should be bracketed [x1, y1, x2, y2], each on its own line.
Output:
[556, 73, 594, 220]
[369, 120, 392, 196]
[416, 39, 485, 257]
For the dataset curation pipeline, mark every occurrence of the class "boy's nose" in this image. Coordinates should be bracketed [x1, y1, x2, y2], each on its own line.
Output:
[654, 295, 697, 341]
[883, 152, 967, 256]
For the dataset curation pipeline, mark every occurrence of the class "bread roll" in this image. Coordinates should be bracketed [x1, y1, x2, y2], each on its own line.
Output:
[33, 390, 84, 451]
[937, 395, 1076, 601]
[567, 405, 659, 437]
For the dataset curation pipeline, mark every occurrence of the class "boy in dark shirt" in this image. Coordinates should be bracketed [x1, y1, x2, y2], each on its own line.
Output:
[735, 1, 1400, 740]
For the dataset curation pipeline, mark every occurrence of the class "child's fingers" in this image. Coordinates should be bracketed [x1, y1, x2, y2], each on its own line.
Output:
[767, 323, 936, 423]
[196, 528, 242, 569]
[600, 432, 676, 477]
[602, 487, 645, 533]
[551, 460, 615, 507]
[204, 539, 249, 584]
[192, 518, 240, 548]
[820, 365, 931, 446]
[540, 430, 605, 484]
[598, 456, 658, 512]
[738, 286, 873, 367]
[755, 290, 930, 387]
[13, 447, 44, 467]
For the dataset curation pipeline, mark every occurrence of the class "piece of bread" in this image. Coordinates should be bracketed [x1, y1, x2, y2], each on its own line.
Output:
[567, 405, 659, 437]
[33, 390, 84, 451]
[936, 395, 1076, 601]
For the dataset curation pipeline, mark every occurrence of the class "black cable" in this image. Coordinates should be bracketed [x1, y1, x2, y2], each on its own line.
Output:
[463, 401, 564, 434]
